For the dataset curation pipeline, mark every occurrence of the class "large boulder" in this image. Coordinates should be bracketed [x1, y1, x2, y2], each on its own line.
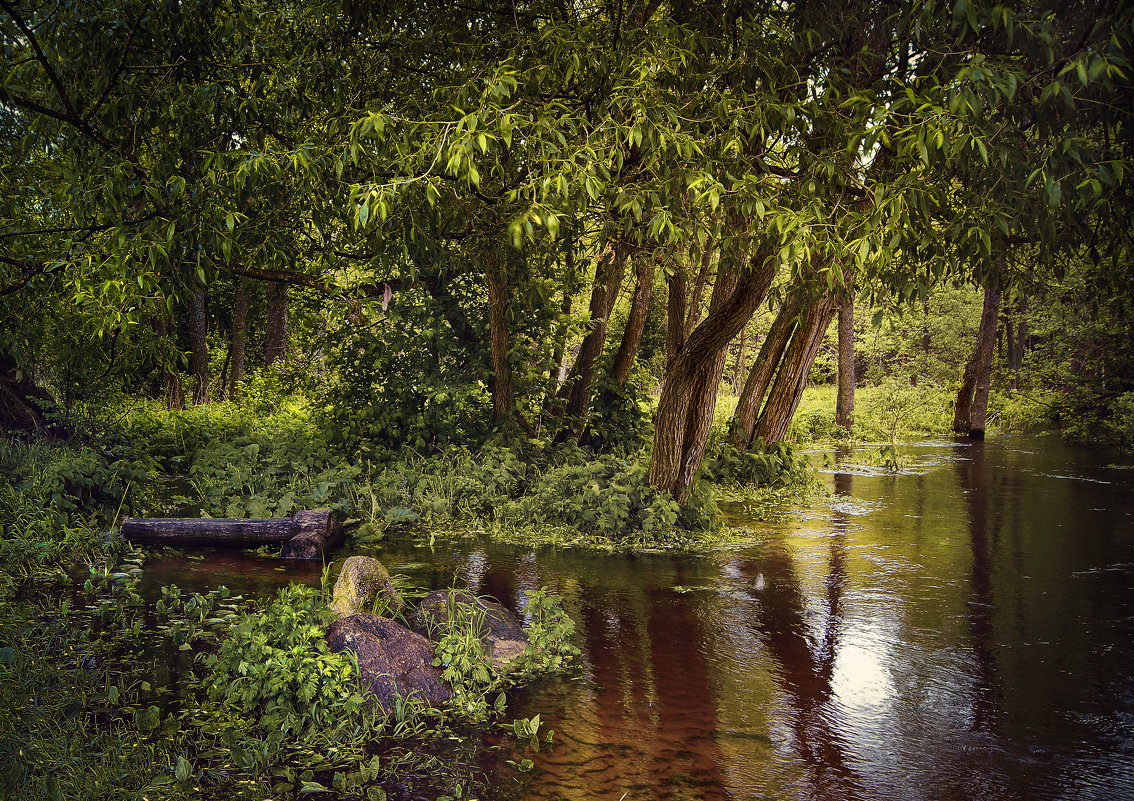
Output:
[330, 556, 403, 617]
[407, 591, 529, 670]
[325, 614, 452, 712]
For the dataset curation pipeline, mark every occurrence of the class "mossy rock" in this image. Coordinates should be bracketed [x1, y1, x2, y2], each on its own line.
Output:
[330, 556, 403, 617]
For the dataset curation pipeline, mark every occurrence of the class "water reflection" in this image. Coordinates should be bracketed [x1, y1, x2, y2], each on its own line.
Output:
[956, 440, 1002, 733]
[741, 533, 861, 799]
[136, 437, 1134, 801]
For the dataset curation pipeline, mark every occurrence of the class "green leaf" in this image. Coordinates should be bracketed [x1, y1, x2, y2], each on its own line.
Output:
[300, 781, 331, 793]
[175, 756, 192, 783]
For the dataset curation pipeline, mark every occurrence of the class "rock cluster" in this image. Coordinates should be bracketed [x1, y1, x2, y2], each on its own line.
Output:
[323, 556, 529, 711]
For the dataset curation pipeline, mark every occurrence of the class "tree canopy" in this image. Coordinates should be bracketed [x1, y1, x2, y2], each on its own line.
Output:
[2, 0, 1131, 494]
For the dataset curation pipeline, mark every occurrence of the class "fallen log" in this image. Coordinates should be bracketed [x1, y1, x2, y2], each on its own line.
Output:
[121, 509, 342, 560]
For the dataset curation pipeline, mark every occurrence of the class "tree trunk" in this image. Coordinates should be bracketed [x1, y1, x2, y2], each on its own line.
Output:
[649, 253, 776, 501]
[544, 286, 573, 406]
[189, 287, 209, 404]
[558, 241, 629, 426]
[670, 265, 742, 498]
[954, 282, 1001, 437]
[968, 285, 1001, 437]
[611, 254, 654, 385]
[265, 281, 288, 368]
[835, 286, 855, 430]
[732, 325, 748, 394]
[665, 262, 688, 363]
[121, 509, 341, 560]
[729, 294, 800, 448]
[753, 292, 839, 443]
[226, 277, 254, 400]
[486, 252, 514, 424]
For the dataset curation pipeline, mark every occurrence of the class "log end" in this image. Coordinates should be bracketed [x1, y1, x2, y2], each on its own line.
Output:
[280, 510, 341, 560]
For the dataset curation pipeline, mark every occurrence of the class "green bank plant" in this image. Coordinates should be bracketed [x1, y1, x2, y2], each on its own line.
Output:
[432, 588, 581, 722]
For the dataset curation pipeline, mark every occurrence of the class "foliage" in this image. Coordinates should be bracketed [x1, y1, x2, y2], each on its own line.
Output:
[580, 370, 654, 454]
[431, 588, 580, 723]
[498, 452, 685, 541]
[510, 588, 582, 680]
[0, 588, 193, 801]
[700, 441, 809, 488]
[197, 585, 367, 739]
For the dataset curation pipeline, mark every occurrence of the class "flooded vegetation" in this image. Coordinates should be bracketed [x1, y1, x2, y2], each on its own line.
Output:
[137, 437, 1134, 800]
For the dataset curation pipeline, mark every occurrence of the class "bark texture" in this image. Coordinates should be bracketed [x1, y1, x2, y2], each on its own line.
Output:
[753, 292, 839, 443]
[648, 254, 776, 501]
[558, 242, 629, 425]
[122, 509, 340, 559]
[226, 277, 254, 399]
[611, 254, 655, 385]
[264, 281, 288, 368]
[954, 283, 1001, 437]
[729, 294, 801, 449]
[486, 252, 514, 423]
[188, 287, 209, 404]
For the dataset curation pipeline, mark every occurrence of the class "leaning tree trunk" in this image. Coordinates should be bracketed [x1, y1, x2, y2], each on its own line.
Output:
[649, 253, 776, 501]
[731, 324, 748, 394]
[955, 282, 1001, 437]
[730, 293, 801, 449]
[753, 292, 839, 443]
[557, 241, 629, 430]
[835, 279, 856, 430]
[226, 277, 254, 400]
[559, 242, 628, 414]
[611, 254, 654, 385]
[683, 246, 713, 339]
[665, 255, 690, 363]
[670, 265, 742, 497]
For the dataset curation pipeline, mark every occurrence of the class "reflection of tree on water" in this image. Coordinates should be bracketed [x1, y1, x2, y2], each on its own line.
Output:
[740, 469, 863, 801]
[535, 560, 728, 800]
[955, 440, 1003, 733]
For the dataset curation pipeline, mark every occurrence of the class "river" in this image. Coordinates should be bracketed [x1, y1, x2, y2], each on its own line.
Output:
[143, 436, 1134, 800]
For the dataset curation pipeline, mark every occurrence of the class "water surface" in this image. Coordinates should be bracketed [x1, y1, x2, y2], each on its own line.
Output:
[145, 437, 1134, 800]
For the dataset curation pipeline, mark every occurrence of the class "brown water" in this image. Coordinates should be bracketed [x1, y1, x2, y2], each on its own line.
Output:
[144, 436, 1134, 800]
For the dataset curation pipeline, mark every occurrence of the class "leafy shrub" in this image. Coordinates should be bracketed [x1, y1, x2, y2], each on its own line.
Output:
[196, 584, 368, 741]
[577, 372, 653, 454]
[700, 440, 807, 487]
[512, 588, 581, 678]
[498, 453, 684, 541]
[431, 588, 581, 721]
